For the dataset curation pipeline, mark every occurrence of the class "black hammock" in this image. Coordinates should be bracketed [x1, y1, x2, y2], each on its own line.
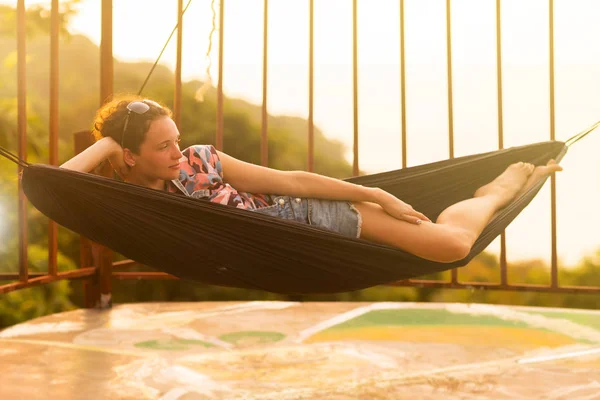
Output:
[2, 130, 593, 294]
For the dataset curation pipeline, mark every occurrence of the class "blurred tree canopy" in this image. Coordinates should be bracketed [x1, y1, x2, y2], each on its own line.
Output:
[0, 2, 598, 329]
[0, 1, 353, 327]
[0, 0, 81, 39]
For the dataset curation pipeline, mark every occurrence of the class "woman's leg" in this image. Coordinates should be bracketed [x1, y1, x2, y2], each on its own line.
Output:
[353, 160, 562, 263]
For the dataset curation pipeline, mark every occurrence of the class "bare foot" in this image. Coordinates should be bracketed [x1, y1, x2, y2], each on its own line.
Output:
[514, 159, 563, 198]
[474, 162, 535, 208]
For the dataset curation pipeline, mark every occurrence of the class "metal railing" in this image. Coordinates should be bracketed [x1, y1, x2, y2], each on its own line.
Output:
[2, 0, 598, 306]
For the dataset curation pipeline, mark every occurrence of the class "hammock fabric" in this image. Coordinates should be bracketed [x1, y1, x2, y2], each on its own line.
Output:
[4, 140, 566, 294]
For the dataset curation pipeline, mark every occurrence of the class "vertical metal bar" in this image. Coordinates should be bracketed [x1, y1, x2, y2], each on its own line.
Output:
[174, 0, 183, 128]
[308, 0, 314, 172]
[399, 0, 414, 286]
[80, 237, 98, 308]
[261, 0, 269, 166]
[400, 0, 407, 169]
[445, 0, 455, 163]
[17, 0, 28, 282]
[216, 0, 225, 150]
[446, 0, 457, 284]
[94, 244, 113, 308]
[496, 0, 507, 286]
[100, 0, 113, 104]
[48, 0, 59, 276]
[74, 130, 113, 309]
[96, 0, 114, 309]
[352, 0, 359, 176]
[548, 0, 558, 288]
[74, 132, 99, 308]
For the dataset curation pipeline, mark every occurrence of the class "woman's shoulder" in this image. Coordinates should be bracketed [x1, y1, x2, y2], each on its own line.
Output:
[181, 144, 217, 155]
[181, 144, 221, 172]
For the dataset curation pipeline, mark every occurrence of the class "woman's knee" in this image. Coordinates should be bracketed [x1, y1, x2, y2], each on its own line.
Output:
[355, 201, 473, 262]
[431, 226, 473, 263]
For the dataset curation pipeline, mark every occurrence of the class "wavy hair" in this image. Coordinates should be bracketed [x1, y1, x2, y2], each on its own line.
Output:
[92, 95, 172, 153]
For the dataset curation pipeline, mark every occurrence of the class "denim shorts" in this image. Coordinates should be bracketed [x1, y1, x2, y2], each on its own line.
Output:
[249, 195, 362, 238]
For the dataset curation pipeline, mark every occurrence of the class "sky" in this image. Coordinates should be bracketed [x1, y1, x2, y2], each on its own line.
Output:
[4, 0, 600, 267]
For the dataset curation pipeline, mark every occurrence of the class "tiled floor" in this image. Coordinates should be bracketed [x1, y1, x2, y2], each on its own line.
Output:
[1, 301, 599, 399]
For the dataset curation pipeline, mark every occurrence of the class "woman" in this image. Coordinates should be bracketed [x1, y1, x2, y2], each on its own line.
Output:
[61, 97, 562, 263]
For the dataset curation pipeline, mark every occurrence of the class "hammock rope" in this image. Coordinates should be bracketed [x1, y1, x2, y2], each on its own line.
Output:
[565, 119, 600, 147]
[0, 146, 28, 168]
[137, 0, 195, 96]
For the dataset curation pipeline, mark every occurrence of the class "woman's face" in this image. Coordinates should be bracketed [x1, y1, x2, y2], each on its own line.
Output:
[132, 116, 184, 182]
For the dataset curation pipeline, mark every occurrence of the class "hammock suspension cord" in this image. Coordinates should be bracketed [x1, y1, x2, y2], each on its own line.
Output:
[565, 119, 600, 147]
[137, 0, 195, 96]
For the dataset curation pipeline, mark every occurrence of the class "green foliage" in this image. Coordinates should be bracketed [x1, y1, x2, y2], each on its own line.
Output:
[0, 1, 81, 39]
[431, 252, 600, 310]
[0, 2, 353, 329]
[0, 244, 77, 328]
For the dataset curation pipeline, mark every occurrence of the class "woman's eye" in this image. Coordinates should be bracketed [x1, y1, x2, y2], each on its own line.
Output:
[160, 139, 180, 150]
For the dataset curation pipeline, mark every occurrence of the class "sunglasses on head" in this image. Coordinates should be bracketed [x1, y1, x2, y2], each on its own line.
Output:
[120, 99, 162, 148]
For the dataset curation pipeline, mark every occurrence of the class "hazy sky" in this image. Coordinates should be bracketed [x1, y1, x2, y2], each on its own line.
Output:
[4, 0, 600, 267]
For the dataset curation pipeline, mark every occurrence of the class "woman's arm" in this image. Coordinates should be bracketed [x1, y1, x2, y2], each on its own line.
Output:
[60, 137, 125, 175]
[217, 150, 430, 224]
[217, 150, 376, 202]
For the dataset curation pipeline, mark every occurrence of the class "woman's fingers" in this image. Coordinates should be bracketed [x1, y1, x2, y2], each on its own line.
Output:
[381, 197, 431, 224]
[412, 210, 431, 223]
[405, 216, 422, 225]
[405, 213, 429, 225]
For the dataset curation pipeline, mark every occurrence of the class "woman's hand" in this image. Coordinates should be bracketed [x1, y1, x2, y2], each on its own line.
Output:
[106, 138, 129, 180]
[374, 189, 431, 225]
[60, 136, 127, 176]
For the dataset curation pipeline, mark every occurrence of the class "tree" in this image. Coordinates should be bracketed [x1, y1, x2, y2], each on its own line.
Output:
[0, 1, 81, 39]
[0, 1, 82, 329]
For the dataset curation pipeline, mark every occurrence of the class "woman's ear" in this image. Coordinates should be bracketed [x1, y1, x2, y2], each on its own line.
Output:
[123, 148, 136, 167]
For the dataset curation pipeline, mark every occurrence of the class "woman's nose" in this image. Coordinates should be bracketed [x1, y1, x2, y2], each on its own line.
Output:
[173, 147, 183, 159]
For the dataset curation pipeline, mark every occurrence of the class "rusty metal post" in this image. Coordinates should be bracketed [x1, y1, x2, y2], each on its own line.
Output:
[496, 0, 508, 286]
[74, 131, 113, 309]
[307, 0, 314, 172]
[74, 132, 98, 308]
[92, 242, 114, 308]
[174, 0, 183, 128]
[48, 0, 60, 276]
[400, 0, 407, 169]
[261, 0, 269, 166]
[445, 0, 458, 285]
[352, 0, 359, 176]
[548, 0, 558, 288]
[216, 0, 225, 150]
[85, 0, 115, 309]
[80, 236, 98, 308]
[17, 0, 28, 283]
[100, 0, 113, 105]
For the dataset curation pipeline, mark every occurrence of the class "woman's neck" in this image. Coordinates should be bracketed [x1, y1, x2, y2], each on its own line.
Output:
[126, 173, 166, 191]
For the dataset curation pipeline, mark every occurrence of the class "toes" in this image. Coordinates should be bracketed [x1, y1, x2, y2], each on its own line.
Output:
[537, 164, 562, 176]
[519, 163, 535, 177]
[545, 159, 562, 172]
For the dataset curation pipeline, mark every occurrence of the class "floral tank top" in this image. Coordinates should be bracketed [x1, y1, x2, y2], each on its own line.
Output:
[167, 145, 273, 210]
